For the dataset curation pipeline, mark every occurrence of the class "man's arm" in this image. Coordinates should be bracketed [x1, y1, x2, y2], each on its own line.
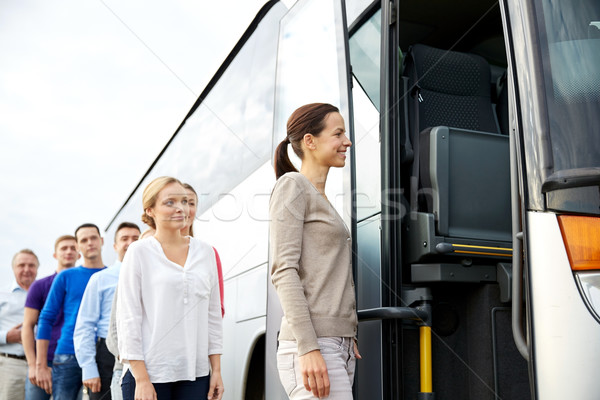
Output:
[36, 273, 66, 395]
[74, 273, 102, 392]
[36, 339, 52, 394]
[2, 323, 23, 344]
[22, 307, 40, 385]
[0, 304, 21, 344]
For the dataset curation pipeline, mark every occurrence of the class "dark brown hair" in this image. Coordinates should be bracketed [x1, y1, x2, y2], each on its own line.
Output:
[273, 103, 339, 179]
[114, 222, 141, 241]
[74, 223, 101, 241]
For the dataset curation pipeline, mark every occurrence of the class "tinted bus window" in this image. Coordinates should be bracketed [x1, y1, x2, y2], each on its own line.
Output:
[536, 0, 600, 172]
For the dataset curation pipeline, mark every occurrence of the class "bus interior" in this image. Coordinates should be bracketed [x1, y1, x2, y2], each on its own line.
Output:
[349, 0, 529, 398]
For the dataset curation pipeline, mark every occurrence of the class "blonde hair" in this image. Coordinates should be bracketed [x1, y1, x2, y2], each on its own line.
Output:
[141, 176, 184, 229]
[54, 235, 77, 251]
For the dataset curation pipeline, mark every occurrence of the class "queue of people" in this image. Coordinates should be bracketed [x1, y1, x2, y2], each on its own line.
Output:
[1, 103, 360, 400]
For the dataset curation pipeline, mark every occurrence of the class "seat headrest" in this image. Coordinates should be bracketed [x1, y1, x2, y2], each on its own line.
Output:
[410, 44, 492, 98]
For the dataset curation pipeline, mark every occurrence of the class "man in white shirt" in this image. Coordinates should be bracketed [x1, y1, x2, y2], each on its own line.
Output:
[0, 249, 39, 400]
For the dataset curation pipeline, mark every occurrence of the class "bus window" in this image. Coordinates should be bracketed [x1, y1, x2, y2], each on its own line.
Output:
[349, 8, 382, 221]
[535, 0, 600, 175]
[349, 8, 382, 111]
[346, 0, 377, 27]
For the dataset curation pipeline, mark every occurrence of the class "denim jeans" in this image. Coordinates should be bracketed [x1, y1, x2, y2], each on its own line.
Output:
[25, 362, 51, 400]
[111, 369, 123, 400]
[52, 353, 82, 400]
[277, 337, 356, 399]
[121, 370, 210, 400]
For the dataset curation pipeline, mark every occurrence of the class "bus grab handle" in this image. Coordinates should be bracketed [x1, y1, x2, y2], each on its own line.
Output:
[357, 307, 429, 322]
[510, 121, 529, 361]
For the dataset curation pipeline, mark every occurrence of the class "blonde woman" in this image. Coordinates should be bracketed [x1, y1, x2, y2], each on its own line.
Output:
[116, 176, 223, 400]
[270, 103, 361, 399]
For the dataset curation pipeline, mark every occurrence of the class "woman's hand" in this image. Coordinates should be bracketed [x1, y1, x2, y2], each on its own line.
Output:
[134, 378, 156, 400]
[354, 340, 362, 360]
[207, 370, 224, 399]
[129, 360, 156, 400]
[299, 350, 329, 398]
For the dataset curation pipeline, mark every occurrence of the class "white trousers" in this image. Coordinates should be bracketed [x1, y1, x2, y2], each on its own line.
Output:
[277, 337, 356, 400]
[0, 355, 27, 400]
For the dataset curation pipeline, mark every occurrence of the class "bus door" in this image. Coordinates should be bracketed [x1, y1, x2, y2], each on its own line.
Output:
[366, 0, 532, 398]
[349, 1, 436, 398]
[265, 0, 355, 398]
[502, 0, 600, 398]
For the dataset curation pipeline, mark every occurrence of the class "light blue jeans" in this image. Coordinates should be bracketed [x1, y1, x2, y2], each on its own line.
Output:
[52, 353, 82, 400]
[277, 337, 356, 399]
[25, 362, 51, 400]
[111, 369, 123, 400]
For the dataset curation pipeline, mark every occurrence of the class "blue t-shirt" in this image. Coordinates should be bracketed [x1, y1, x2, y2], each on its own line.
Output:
[37, 266, 105, 355]
[25, 273, 63, 362]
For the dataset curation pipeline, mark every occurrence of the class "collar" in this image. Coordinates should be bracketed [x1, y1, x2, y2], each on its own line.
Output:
[10, 280, 27, 293]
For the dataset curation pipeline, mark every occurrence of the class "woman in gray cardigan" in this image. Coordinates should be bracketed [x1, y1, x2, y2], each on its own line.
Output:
[270, 103, 361, 399]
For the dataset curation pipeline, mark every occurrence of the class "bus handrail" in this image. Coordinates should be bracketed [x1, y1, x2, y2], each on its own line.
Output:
[357, 307, 429, 322]
[510, 121, 529, 361]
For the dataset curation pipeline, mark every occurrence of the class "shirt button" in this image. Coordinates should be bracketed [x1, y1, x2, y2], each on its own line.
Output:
[184, 298, 188, 304]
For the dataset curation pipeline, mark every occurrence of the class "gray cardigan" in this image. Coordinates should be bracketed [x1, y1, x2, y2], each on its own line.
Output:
[269, 172, 357, 356]
[106, 287, 122, 371]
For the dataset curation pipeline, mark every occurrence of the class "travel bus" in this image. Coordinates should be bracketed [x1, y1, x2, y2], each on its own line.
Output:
[105, 0, 600, 398]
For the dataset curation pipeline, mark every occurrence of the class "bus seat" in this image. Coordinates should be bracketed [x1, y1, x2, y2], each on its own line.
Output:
[496, 73, 510, 136]
[403, 44, 500, 137]
[402, 44, 512, 274]
[419, 126, 511, 241]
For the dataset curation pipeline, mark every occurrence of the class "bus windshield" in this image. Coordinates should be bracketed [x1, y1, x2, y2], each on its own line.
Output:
[535, 0, 600, 176]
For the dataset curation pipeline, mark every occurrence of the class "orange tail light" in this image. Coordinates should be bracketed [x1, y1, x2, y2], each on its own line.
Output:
[557, 215, 600, 270]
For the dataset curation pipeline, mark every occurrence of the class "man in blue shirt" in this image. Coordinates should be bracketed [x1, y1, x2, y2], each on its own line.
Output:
[74, 222, 140, 400]
[36, 224, 106, 399]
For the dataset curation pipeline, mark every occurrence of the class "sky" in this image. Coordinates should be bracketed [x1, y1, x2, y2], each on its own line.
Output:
[0, 0, 280, 284]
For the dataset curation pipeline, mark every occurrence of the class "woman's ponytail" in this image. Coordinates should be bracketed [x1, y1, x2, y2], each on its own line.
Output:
[274, 138, 298, 179]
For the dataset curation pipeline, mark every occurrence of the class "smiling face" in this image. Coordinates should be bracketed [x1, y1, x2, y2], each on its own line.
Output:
[146, 182, 189, 232]
[308, 112, 352, 168]
[12, 252, 39, 290]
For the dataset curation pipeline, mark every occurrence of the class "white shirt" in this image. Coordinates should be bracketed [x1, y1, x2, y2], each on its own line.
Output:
[0, 280, 28, 356]
[116, 237, 222, 383]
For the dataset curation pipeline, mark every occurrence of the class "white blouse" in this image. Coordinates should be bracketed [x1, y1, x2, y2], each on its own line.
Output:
[116, 236, 222, 383]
